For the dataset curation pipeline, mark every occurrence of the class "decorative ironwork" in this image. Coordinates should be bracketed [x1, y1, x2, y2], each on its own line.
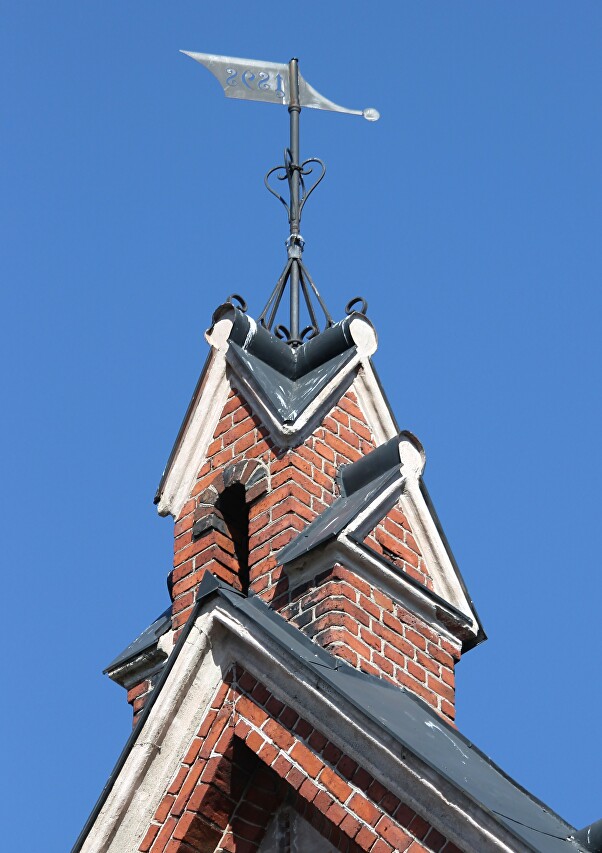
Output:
[260, 139, 331, 344]
[345, 297, 368, 315]
[226, 294, 248, 312]
[182, 52, 378, 345]
[264, 152, 326, 222]
[259, 58, 359, 347]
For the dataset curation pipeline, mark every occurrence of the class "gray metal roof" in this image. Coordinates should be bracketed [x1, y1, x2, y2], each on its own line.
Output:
[279, 434, 405, 565]
[103, 607, 171, 674]
[155, 304, 372, 503]
[278, 467, 401, 564]
[206, 577, 585, 853]
[227, 341, 355, 424]
[277, 435, 486, 650]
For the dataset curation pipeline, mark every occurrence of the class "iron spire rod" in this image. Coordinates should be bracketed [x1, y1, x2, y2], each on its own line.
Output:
[259, 55, 371, 346]
[288, 58, 301, 343]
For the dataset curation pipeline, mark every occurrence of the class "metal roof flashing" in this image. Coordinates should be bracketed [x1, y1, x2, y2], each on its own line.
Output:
[226, 340, 356, 425]
[209, 302, 375, 379]
[338, 434, 401, 496]
[575, 819, 602, 852]
[277, 433, 485, 645]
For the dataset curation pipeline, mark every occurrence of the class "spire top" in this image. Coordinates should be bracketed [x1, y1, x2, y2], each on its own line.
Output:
[182, 51, 379, 346]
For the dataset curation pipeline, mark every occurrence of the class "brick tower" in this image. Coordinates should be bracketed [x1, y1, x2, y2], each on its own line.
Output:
[73, 53, 599, 853]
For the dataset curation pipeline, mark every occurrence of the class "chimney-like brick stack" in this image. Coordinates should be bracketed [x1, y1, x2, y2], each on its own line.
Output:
[165, 383, 461, 724]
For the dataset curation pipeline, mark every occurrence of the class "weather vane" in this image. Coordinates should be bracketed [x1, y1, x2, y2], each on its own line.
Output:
[182, 51, 379, 347]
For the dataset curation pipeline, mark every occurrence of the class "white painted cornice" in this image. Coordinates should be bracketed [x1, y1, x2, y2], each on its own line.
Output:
[353, 359, 398, 444]
[280, 433, 479, 645]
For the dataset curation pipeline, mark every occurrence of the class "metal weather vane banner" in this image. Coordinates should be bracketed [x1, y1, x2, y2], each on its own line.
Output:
[181, 51, 380, 120]
[182, 51, 379, 346]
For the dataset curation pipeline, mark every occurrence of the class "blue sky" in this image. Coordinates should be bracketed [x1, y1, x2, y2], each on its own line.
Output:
[2, 3, 601, 850]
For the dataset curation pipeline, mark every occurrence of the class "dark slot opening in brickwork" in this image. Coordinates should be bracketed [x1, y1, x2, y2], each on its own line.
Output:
[218, 483, 250, 595]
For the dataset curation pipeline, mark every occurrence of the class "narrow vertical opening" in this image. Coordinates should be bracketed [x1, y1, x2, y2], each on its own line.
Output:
[217, 483, 250, 595]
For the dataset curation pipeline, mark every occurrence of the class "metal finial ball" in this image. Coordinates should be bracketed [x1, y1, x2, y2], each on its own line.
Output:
[363, 108, 380, 122]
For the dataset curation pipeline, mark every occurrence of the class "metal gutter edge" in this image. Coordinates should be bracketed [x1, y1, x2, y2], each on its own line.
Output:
[222, 589, 581, 853]
[338, 435, 400, 497]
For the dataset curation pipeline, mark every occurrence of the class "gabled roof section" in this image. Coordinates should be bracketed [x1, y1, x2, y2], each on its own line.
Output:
[278, 434, 404, 565]
[207, 582, 581, 853]
[278, 433, 485, 650]
[154, 301, 393, 518]
[73, 574, 586, 853]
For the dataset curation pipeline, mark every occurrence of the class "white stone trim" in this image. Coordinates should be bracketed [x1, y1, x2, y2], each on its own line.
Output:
[156, 350, 231, 519]
[352, 360, 398, 445]
[344, 494, 477, 638]
[338, 434, 477, 633]
[80, 613, 225, 852]
[156, 326, 474, 636]
[214, 607, 516, 853]
[400, 477, 473, 617]
[282, 536, 466, 647]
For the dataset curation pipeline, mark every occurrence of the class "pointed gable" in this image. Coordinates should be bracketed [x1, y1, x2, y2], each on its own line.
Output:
[154, 303, 386, 521]
[168, 374, 380, 630]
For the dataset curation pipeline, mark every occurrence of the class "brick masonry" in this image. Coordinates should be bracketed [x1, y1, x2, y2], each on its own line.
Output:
[128, 678, 152, 727]
[139, 667, 462, 853]
[365, 505, 433, 591]
[280, 564, 459, 723]
[169, 385, 376, 631]
[154, 378, 463, 723]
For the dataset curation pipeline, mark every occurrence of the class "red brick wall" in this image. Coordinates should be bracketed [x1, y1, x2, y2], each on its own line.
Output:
[139, 667, 462, 853]
[128, 679, 152, 728]
[169, 386, 376, 631]
[365, 505, 433, 591]
[280, 564, 459, 723]
[126, 670, 169, 729]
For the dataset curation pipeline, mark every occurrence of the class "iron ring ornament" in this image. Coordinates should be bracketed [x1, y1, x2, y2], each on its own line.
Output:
[226, 294, 248, 312]
[275, 324, 319, 343]
[345, 297, 368, 316]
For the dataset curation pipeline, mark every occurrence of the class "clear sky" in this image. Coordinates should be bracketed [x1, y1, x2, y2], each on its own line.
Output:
[2, 3, 601, 850]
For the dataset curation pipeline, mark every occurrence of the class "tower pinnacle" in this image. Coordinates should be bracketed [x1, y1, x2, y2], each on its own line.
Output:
[182, 51, 379, 345]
